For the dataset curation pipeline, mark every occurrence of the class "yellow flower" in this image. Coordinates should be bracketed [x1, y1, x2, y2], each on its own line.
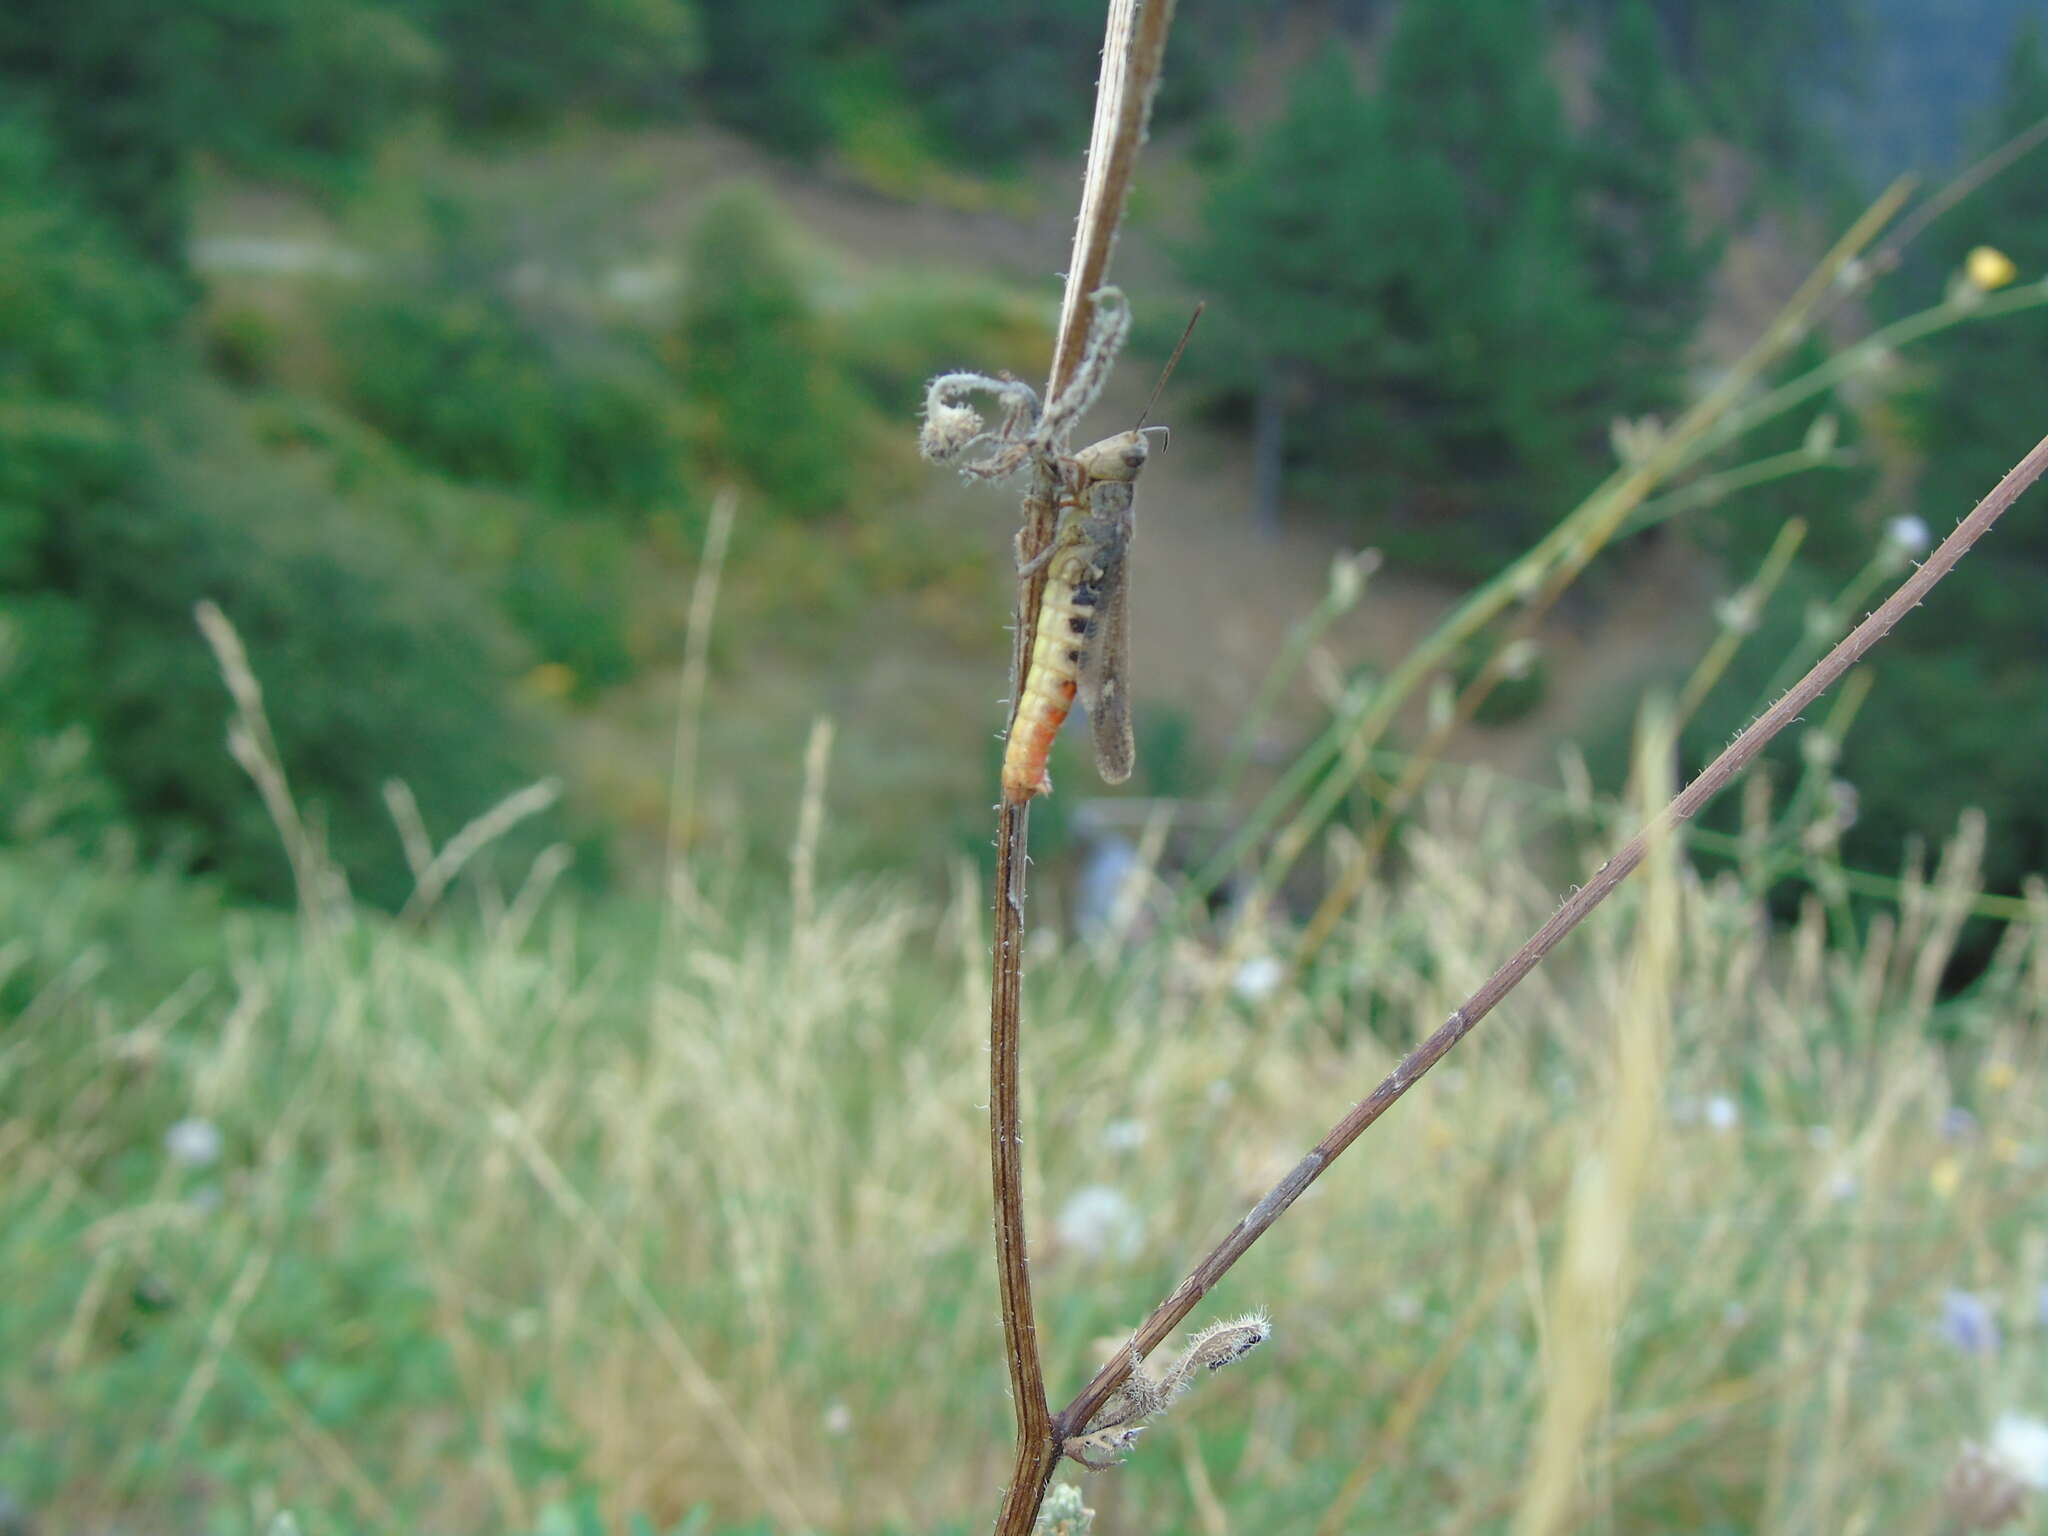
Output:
[1930, 1155, 1963, 1200]
[1966, 246, 2018, 291]
[1981, 1058, 2019, 1094]
[1991, 1135, 2023, 1166]
[524, 662, 578, 699]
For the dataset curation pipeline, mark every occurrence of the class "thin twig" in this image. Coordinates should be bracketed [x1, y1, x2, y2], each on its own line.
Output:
[1056, 427, 2048, 1446]
[987, 4, 1178, 1533]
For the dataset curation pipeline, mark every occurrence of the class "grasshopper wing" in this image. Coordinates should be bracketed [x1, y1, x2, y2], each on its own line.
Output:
[1079, 546, 1135, 786]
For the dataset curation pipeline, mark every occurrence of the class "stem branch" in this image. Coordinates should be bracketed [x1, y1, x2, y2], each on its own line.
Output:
[1058, 428, 2048, 1443]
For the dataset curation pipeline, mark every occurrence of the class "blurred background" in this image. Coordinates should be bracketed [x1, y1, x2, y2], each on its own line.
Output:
[4, 2, 2048, 1533]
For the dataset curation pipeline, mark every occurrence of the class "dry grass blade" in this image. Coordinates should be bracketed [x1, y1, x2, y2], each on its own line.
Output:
[195, 598, 340, 935]
[395, 777, 562, 925]
[1047, 0, 1177, 400]
[668, 487, 739, 879]
[1513, 706, 1677, 1536]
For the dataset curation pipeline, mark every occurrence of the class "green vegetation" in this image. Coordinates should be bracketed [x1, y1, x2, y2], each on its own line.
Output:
[9, 4, 2048, 1529]
[1564, 0, 1870, 181]
[3, 769, 2041, 1531]
[674, 185, 851, 513]
[0, 0, 1021, 907]
[0, 102, 549, 907]
[1185, 0, 1710, 577]
[1669, 23, 2048, 959]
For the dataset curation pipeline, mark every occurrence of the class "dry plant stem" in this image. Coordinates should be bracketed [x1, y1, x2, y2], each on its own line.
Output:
[988, 797, 1054, 1510]
[1057, 428, 2048, 1444]
[1045, 0, 1177, 394]
[986, 5, 1177, 1533]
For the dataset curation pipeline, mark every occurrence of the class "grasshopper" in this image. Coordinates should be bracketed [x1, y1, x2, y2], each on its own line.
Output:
[921, 291, 1198, 805]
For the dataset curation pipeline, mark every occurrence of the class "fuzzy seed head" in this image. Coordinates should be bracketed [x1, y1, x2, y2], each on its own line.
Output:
[1063, 1423, 1145, 1471]
[1032, 1484, 1096, 1536]
[1189, 1312, 1273, 1372]
[1944, 1441, 2031, 1531]
[920, 398, 984, 463]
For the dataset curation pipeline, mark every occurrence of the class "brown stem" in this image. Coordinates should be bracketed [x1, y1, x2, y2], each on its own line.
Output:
[1057, 428, 2048, 1446]
[1045, 0, 1178, 400]
[989, 796, 1055, 1519]
[987, 5, 1178, 1532]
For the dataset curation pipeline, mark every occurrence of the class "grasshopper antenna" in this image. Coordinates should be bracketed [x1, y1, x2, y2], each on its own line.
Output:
[1133, 301, 1204, 438]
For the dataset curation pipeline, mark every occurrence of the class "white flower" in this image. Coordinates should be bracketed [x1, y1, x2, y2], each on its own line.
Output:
[822, 1401, 854, 1437]
[1886, 515, 1931, 555]
[1799, 730, 1839, 769]
[1988, 1413, 2048, 1490]
[1824, 1169, 1860, 1204]
[1100, 1118, 1148, 1152]
[1232, 955, 1285, 1003]
[1056, 1185, 1144, 1261]
[1714, 591, 1760, 634]
[165, 1117, 223, 1170]
[1705, 1095, 1741, 1133]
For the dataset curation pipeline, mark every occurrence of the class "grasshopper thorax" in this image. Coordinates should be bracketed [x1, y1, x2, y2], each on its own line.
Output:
[1070, 429, 1151, 484]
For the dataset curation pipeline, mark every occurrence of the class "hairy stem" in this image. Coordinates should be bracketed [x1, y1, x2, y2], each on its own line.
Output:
[986, 5, 1177, 1533]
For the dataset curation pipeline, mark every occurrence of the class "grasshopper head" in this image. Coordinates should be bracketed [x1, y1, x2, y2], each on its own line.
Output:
[1071, 429, 1151, 484]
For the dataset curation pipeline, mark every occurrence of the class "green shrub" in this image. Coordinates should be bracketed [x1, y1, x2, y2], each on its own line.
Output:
[66, 424, 546, 909]
[674, 184, 853, 514]
[498, 514, 639, 693]
[1, 0, 434, 268]
[332, 283, 686, 511]
[888, 0, 1111, 163]
[698, 0, 842, 154]
[414, 0, 698, 129]
[0, 109, 172, 820]
[837, 279, 1048, 412]
[200, 302, 285, 387]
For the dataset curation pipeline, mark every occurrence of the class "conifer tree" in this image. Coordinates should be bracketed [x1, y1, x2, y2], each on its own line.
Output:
[1583, 0, 1712, 417]
[1187, 0, 1677, 577]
